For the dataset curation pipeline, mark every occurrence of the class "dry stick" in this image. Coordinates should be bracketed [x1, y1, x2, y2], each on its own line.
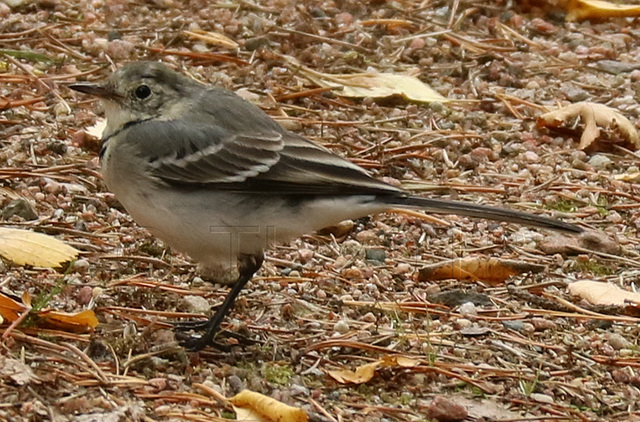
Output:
[275, 86, 335, 101]
[102, 305, 207, 319]
[144, 46, 249, 66]
[99, 254, 172, 268]
[3, 55, 71, 114]
[192, 382, 232, 407]
[308, 397, 339, 422]
[277, 28, 373, 53]
[63, 342, 109, 384]
[541, 292, 640, 322]
[0, 96, 47, 110]
[122, 346, 183, 370]
[496, 22, 543, 49]
[0, 25, 55, 39]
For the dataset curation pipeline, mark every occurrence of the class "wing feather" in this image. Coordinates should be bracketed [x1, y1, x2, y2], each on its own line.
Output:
[120, 118, 400, 195]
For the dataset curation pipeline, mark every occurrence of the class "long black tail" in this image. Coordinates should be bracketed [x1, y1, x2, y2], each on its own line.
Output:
[392, 195, 583, 233]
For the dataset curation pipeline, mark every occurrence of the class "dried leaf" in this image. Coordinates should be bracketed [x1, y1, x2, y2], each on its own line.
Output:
[565, 0, 640, 21]
[568, 280, 640, 307]
[183, 30, 239, 49]
[328, 355, 421, 385]
[0, 291, 27, 322]
[0, 228, 80, 268]
[38, 309, 99, 333]
[229, 390, 308, 422]
[327, 361, 380, 384]
[284, 55, 447, 103]
[0, 357, 39, 385]
[380, 355, 421, 368]
[0, 291, 97, 333]
[85, 118, 107, 139]
[538, 102, 639, 152]
[417, 257, 546, 285]
[538, 230, 620, 256]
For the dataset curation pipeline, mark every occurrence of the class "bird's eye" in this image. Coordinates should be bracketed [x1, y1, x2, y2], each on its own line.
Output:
[134, 85, 152, 99]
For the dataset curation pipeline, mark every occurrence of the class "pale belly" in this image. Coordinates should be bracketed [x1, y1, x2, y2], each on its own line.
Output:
[103, 156, 387, 268]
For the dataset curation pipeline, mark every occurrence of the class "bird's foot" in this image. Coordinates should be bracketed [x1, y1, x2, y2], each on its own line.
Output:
[174, 330, 231, 352]
[173, 319, 211, 331]
[174, 324, 256, 352]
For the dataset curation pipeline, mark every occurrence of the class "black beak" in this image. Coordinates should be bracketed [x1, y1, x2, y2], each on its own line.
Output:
[68, 82, 113, 98]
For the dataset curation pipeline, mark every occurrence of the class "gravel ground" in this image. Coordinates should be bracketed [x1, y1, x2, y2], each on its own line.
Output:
[1, 1, 640, 421]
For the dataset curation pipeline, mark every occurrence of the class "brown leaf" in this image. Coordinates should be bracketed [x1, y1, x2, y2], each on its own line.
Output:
[568, 280, 640, 307]
[537, 102, 639, 152]
[37, 309, 99, 333]
[0, 357, 39, 386]
[284, 55, 448, 103]
[417, 257, 546, 285]
[328, 355, 421, 385]
[229, 390, 308, 422]
[538, 230, 620, 256]
[0, 291, 97, 333]
[0, 291, 27, 323]
[327, 361, 380, 384]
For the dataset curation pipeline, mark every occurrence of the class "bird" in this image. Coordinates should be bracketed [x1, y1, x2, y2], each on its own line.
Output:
[69, 61, 583, 351]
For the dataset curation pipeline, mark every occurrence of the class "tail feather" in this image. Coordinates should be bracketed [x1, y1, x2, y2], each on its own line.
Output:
[394, 195, 583, 233]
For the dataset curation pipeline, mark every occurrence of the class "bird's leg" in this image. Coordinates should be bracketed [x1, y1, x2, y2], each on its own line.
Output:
[175, 253, 264, 352]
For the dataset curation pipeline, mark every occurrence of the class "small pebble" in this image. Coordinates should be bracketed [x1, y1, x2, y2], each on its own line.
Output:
[290, 384, 309, 397]
[458, 302, 477, 316]
[607, 333, 631, 350]
[227, 375, 244, 394]
[298, 248, 314, 263]
[426, 395, 468, 421]
[76, 286, 94, 305]
[588, 154, 612, 170]
[72, 259, 90, 273]
[334, 320, 350, 334]
[530, 318, 557, 331]
[356, 230, 378, 243]
[365, 248, 386, 263]
[181, 295, 211, 314]
[342, 267, 363, 279]
[409, 38, 425, 49]
[361, 312, 377, 323]
[454, 318, 473, 329]
[530, 393, 554, 404]
[2, 198, 38, 221]
[106, 39, 135, 59]
[502, 320, 525, 331]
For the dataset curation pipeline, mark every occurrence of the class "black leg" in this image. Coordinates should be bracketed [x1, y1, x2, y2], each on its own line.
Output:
[176, 253, 264, 352]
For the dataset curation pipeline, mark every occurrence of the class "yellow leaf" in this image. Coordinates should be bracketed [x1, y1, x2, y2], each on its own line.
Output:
[0, 291, 27, 322]
[0, 228, 79, 268]
[284, 55, 447, 103]
[229, 390, 308, 422]
[38, 309, 99, 333]
[566, 0, 640, 21]
[538, 102, 639, 152]
[327, 360, 381, 384]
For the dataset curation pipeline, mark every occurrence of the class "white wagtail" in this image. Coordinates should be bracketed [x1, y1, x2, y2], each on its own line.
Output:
[70, 62, 582, 351]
